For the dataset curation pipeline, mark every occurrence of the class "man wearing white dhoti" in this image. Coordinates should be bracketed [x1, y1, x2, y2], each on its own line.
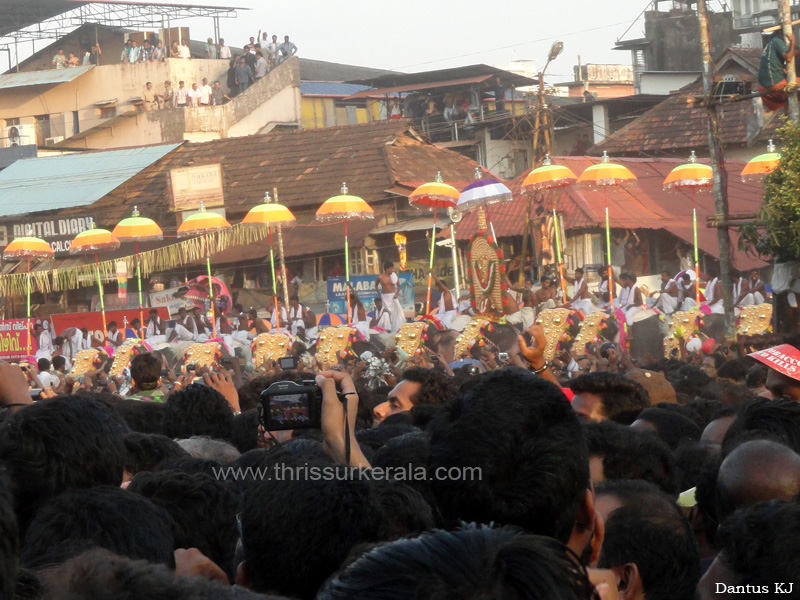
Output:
[618, 273, 644, 326]
[375, 262, 405, 332]
[564, 268, 593, 316]
[651, 271, 679, 315]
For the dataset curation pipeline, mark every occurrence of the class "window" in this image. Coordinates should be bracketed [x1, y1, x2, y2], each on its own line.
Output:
[34, 114, 50, 147]
[5, 117, 19, 127]
[73, 111, 79, 135]
[100, 106, 116, 119]
[350, 248, 379, 276]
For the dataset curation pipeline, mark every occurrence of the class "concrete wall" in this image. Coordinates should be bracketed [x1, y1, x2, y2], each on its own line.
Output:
[643, 9, 736, 72]
[639, 72, 699, 95]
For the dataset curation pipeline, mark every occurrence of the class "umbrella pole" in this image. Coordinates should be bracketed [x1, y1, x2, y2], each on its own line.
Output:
[605, 186, 614, 306]
[95, 252, 107, 336]
[268, 226, 280, 334]
[425, 210, 436, 315]
[345, 219, 351, 325]
[552, 190, 568, 302]
[26, 257, 31, 359]
[693, 188, 701, 307]
[136, 241, 143, 338]
[205, 235, 216, 339]
[450, 224, 461, 301]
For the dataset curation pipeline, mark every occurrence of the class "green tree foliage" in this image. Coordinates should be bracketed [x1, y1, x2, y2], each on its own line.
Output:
[741, 119, 800, 262]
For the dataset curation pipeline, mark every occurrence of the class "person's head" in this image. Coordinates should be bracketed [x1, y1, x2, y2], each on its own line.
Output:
[57, 48, 64, 55]
[716, 359, 750, 384]
[20, 485, 175, 568]
[34, 323, 43, 335]
[428, 368, 596, 560]
[750, 269, 760, 281]
[108, 321, 117, 332]
[272, 34, 277, 41]
[569, 372, 650, 423]
[156, 40, 162, 48]
[374, 296, 383, 311]
[596, 480, 699, 600]
[701, 354, 724, 380]
[128, 470, 239, 578]
[0, 396, 127, 533]
[130, 353, 161, 392]
[178, 80, 185, 88]
[0, 471, 17, 600]
[723, 398, 800, 454]
[249, 36, 255, 43]
[574, 267, 583, 279]
[181, 38, 188, 45]
[766, 366, 800, 401]
[284, 35, 290, 42]
[177, 307, 186, 318]
[237, 470, 383, 597]
[715, 439, 800, 524]
[661, 271, 670, 283]
[620, 272, 636, 287]
[176, 436, 240, 463]
[202, 77, 208, 85]
[318, 524, 597, 600]
[383, 261, 394, 274]
[541, 276, 552, 289]
[289, 295, 300, 308]
[131, 318, 141, 330]
[37, 358, 50, 373]
[171, 40, 178, 47]
[131, 40, 138, 48]
[219, 38, 225, 45]
[256, 50, 262, 57]
[630, 407, 703, 450]
[682, 273, 691, 283]
[191, 82, 197, 90]
[214, 81, 221, 88]
[161, 383, 233, 440]
[52, 355, 66, 372]
[207, 37, 213, 44]
[373, 367, 456, 425]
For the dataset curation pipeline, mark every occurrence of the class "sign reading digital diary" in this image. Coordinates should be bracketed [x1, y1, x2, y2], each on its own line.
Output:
[0, 320, 30, 361]
[168, 164, 225, 211]
[750, 344, 800, 381]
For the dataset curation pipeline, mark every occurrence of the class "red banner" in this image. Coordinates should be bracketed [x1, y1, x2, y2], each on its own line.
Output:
[50, 307, 171, 338]
[750, 344, 800, 381]
[0, 319, 31, 361]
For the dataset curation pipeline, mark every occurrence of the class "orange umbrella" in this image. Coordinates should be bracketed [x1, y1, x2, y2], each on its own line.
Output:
[741, 139, 781, 182]
[3, 230, 55, 359]
[113, 206, 164, 337]
[522, 155, 579, 300]
[316, 183, 374, 324]
[242, 193, 297, 332]
[177, 203, 232, 337]
[663, 151, 712, 306]
[577, 152, 637, 304]
[71, 224, 120, 337]
[409, 172, 459, 314]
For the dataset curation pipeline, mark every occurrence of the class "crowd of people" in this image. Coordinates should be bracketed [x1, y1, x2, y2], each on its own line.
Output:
[2, 245, 799, 598]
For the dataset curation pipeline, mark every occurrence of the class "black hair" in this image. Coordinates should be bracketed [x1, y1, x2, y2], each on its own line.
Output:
[634, 407, 703, 450]
[108, 321, 117, 328]
[596, 480, 699, 600]
[723, 398, 800, 455]
[428, 367, 588, 543]
[130, 353, 161, 389]
[383, 261, 394, 270]
[149, 308, 158, 315]
[20, 486, 175, 568]
[113, 399, 165, 434]
[161, 383, 233, 440]
[156, 456, 222, 477]
[584, 420, 681, 497]
[0, 470, 18, 600]
[372, 432, 436, 512]
[370, 479, 435, 540]
[230, 409, 260, 453]
[128, 470, 239, 580]
[398, 367, 458, 408]
[122, 432, 188, 475]
[716, 359, 751, 383]
[716, 500, 800, 587]
[236, 376, 271, 412]
[37, 358, 50, 371]
[289, 295, 299, 302]
[355, 424, 419, 452]
[240, 469, 383, 598]
[697, 381, 754, 407]
[318, 524, 597, 600]
[51, 356, 66, 371]
[0, 396, 126, 533]
[745, 364, 768, 389]
[569, 372, 650, 423]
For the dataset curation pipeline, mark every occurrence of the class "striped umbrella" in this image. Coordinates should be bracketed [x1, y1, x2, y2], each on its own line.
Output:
[457, 167, 512, 242]
[409, 172, 459, 314]
[522, 155, 579, 300]
[70, 223, 120, 337]
[741, 139, 781, 182]
[316, 312, 345, 327]
[177, 203, 231, 338]
[663, 151, 712, 307]
[316, 183, 374, 325]
[3, 230, 54, 359]
[113, 206, 164, 334]
[577, 151, 637, 305]
[242, 193, 297, 333]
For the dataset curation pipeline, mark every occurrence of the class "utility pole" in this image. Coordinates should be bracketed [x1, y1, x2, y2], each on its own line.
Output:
[697, 0, 735, 338]
[781, 0, 799, 121]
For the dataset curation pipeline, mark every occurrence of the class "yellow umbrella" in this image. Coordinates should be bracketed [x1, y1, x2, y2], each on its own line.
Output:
[522, 155, 579, 300]
[741, 139, 781, 182]
[242, 193, 297, 332]
[663, 151, 712, 307]
[577, 151, 637, 305]
[3, 230, 54, 359]
[316, 183, 374, 324]
[70, 223, 120, 337]
[177, 203, 231, 338]
[409, 172, 459, 314]
[113, 206, 164, 335]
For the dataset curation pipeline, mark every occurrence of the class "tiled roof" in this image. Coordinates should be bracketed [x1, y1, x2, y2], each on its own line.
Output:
[453, 156, 766, 270]
[300, 81, 373, 97]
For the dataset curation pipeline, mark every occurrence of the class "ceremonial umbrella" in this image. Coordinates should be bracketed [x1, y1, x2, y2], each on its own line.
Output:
[3, 230, 54, 359]
[522, 154, 578, 301]
[242, 193, 296, 333]
[741, 139, 781, 182]
[577, 151, 637, 305]
[112, 206, 164, 336]
[70, 223, 120, 338]
[177, 203, 231, 338]
[316, 183, 374, 325]
[409, 172, 459, 315]
[663, 151, 712, 307]
[457, 168, 512, 240]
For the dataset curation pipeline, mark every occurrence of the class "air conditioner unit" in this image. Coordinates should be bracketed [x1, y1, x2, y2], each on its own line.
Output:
[5, 124, 34, 148]
[44, 136, 64, 146]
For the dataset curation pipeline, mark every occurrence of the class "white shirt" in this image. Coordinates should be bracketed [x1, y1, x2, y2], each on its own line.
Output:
[178, 44, 191, 59]
[146, 318, 164, 338]
[38, 371, 60, 388]
[219, 45, 232, 59]
[270, 306, 288, 328]
[199, 84, 212, 105]
[187, 88, 202, 106]
[107, 329, 121, 344]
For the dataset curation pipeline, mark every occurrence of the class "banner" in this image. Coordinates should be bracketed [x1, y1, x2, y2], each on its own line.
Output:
[50, 307, 170, 338]
[326, 273, 413, 315]
[0, 319, 30, 361]
[169, 164, 225, 211]
[149, 286, 196, 317]
[750, 344, 800, 380]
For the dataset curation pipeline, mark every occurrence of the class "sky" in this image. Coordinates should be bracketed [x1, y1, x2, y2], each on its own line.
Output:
[92, 0, 652, 79]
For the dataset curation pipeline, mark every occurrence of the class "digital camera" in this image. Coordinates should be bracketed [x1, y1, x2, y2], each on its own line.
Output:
[259, 379, 323, 431]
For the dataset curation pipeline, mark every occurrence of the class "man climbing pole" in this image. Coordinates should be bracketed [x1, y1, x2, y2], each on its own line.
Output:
[759, 28, 799, 111]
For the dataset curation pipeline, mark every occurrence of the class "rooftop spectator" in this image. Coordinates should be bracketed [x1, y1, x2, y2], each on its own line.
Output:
[234, 57, 253, 94]
[52, 48, 67, 69]
[199, 78, 212, 106]
[187, 82, 201, 107]
[279, 35, 297, 63]
[170, 40, 180, 59]
[205, 37, 218, 59]
[254, 51, 268, 81]
[142, 82, 157, 112]
[175, 80, 189, 107]
[152, 40, 165, 62]
[219, 38, 232, 60]
[211, 80, 229, 105]
[178, 38, 191, 59]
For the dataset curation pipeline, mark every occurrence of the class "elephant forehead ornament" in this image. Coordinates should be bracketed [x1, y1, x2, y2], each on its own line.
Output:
[535, 308, 578, 363]
[184, 342, 222, 369]
[736, 304, 773, 338]
[454, 318, 491, 360]
[251, 332, 293, 367]
[70, 349, 101, 375]
[395, 322, 428, 357]
[316, 326, 358, 367]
